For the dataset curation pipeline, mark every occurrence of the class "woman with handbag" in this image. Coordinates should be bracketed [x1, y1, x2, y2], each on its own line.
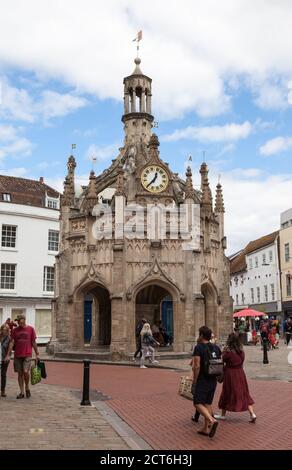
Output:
[140, 323, 159, 369]
[214, 333, 256, 422]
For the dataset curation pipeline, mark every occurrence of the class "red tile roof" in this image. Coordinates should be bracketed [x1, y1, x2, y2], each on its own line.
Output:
[245, 231, 279, 254]
[230, 250, 247, 274]
[230, 231, 279, 274]
[0, 175, 59, 209]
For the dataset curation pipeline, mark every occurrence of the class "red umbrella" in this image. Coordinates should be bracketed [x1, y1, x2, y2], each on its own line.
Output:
[233, 308, 265, 318]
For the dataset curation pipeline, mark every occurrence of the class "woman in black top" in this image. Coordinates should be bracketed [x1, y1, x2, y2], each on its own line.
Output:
[1, 324, 10, 397]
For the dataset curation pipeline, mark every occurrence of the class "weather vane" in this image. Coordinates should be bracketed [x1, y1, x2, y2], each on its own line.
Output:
[71, 143, 76, 155]
[132, 30, 143, 56]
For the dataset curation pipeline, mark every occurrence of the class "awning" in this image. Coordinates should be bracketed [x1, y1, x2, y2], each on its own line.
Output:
[233, 308, 265, 318]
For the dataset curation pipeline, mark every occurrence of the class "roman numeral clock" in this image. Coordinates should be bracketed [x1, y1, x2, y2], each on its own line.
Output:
[141, 165, 169, 193]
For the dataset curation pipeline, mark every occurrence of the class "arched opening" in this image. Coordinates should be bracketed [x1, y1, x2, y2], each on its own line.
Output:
[82, 283, 111, 347]
[135, 284, 174, 347]
[201, 283, 218, 334]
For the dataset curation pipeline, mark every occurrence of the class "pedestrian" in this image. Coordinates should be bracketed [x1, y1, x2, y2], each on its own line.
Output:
[285, 317, 292, 346]
[133, 318, 147, 361]
[0, 324, 11, 397]
[140, 323, 159, 369]
[4, 314, 39, 399]
[5, 317, 17, 334]
[260, 317, 270, 346]
[214, 333, 256, 423]
[191, 326, 221, 438]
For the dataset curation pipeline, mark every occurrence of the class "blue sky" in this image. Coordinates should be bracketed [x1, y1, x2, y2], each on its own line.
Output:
[1, 1, 292, 253]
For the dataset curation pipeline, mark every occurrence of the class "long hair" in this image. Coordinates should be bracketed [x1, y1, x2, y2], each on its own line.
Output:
[226, 333, 243, 354]
[140, 323, 152, 337]
[0, 323, 9, 340]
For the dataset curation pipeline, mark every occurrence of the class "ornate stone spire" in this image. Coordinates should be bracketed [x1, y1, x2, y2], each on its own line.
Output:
[61, 155, 76, 207]
[185, 166, 195, 199]
[215, 180, 225, 213]
[115, 163, 126, 197]
[84, 170, 98, 213]
[200, 162, 212, 207]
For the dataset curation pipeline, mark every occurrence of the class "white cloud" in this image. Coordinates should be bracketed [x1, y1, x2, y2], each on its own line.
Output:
[0, 137, 34, 160]
[37, 91, 87, 122]
[0, 167, 28, 177]
[162, 121, 252, 142]
[0, 124, 34, 161]
[0, 77, 87, 123]
[85, 143, 119, 162]
[0, 124, 18, 142]
[0, 2, 291, 118]
[259, 136, 292, 156]
[207, 169, 292, 254]
[254, 81, 288, 110]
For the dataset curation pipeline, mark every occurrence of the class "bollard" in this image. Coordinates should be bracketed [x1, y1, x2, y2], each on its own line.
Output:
[263, 338, 269, 364]
[80, 359, 91, 406]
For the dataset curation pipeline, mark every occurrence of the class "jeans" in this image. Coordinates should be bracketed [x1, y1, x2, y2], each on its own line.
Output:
[1, 361, 9, 392]
[140, 345, 155, 367]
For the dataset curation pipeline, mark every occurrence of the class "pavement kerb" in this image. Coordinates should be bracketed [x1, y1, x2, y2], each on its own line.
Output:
[93, 401, 153, 451]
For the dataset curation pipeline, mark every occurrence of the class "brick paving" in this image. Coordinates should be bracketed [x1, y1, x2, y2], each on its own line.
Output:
[0, 378, 129, 450]
[7, 359, 292, 450]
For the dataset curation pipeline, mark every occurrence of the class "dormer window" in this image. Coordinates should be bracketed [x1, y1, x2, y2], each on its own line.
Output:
[2, 193, 11, 202]
[46, 196, 59, 210]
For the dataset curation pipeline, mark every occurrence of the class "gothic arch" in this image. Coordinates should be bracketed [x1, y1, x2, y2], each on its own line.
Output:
[126, 258, 184, 301]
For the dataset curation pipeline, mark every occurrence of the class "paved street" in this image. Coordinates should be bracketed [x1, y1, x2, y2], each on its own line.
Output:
[6, 345, 292, 450]
[0, 378, 129, 450]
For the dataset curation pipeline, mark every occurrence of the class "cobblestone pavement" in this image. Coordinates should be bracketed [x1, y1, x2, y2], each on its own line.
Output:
[0, 378, 129, 450]
[8, 355, 292, 450]
[154, 340, 292, 381]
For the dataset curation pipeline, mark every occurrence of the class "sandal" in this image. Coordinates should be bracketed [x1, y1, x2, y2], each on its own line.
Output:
[16, 393, 25, 399]
[209, 420, 219, 438]
[26, 389, 31, 398]
[197, 430, 209, 436]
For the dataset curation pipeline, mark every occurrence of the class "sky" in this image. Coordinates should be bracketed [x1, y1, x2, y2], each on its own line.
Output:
[0, 0, 292, 254]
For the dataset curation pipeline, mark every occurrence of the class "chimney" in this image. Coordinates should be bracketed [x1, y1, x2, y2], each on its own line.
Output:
[39, 177, 44, 183]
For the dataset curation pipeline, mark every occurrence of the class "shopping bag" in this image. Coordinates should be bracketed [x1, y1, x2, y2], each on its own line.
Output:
[178, 376, 193, 400]
[31, 361, 42, 385]
[38, 360, 47, 379]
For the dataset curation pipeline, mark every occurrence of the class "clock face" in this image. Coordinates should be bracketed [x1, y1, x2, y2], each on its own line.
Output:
[141, 165, 169, 193]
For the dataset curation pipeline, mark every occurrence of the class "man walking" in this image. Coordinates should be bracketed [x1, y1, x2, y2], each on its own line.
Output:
[192, 326, 221, 438]
[133, 318, 147, 361]
[5, 314, 39, 399]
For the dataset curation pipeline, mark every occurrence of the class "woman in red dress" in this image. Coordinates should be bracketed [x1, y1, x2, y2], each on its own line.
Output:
[214, 333, 256, 422]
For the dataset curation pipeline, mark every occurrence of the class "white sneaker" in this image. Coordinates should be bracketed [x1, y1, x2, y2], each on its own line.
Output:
[214, 414, 226, 420]
[152, 360, 159, 364]
[140, 365, 147, 369]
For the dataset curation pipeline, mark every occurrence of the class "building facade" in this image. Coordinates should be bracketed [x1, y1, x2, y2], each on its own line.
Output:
[230, 232, 282, 318]
[279, 208, 292, 319]
[0, 176, 60, 343]
[48, 56, 232, 358]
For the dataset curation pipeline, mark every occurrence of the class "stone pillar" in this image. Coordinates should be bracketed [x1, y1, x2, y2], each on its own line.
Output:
[124, 92, 130, 114]
[146, 93, 152, 114]
[110, 242, 128, 359]
[141, 90, 145, 112]
[110, 296, 128, 359]
[131, 90, 136, 112]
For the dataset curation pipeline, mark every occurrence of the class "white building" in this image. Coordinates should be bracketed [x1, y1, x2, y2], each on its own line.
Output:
[230, 231, 282, 318]
[0, 175, 60, 343]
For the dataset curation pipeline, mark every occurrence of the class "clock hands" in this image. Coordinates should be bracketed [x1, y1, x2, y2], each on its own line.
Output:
[146, 172, 158, 188]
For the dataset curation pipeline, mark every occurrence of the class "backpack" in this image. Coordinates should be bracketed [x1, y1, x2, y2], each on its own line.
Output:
[202, 343, 224, 377]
